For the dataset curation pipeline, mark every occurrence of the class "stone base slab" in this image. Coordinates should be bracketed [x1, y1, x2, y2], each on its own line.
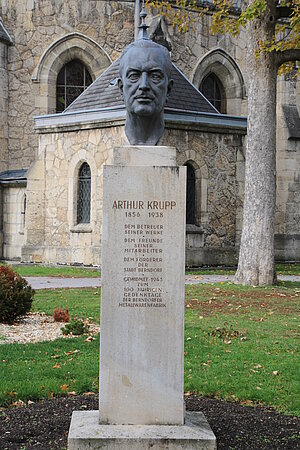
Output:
[68, 410, 216, 449]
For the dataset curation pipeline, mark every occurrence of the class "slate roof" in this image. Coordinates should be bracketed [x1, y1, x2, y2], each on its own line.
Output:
[0, 169, 27, 184]
[0, 19, 12, 44]
[282, 105, 300, 140]
[65, 58, 218, 115]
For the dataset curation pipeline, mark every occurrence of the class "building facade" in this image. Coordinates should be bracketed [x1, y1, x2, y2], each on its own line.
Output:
[0, 0, 299, 265]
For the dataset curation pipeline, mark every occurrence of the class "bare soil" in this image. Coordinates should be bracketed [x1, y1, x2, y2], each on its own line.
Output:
[0, 394, 299, 450]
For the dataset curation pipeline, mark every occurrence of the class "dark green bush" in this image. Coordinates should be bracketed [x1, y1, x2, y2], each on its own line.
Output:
[61, 319, 89, 336]
[0, 265, 35, 324]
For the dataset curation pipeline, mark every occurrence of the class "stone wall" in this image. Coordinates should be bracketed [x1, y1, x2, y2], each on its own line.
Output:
[163, 128, 243, 265]
[0, 0, 299, 264]
[2, 185, 26, 259]
[22, 125, 128, 265]
[0, 41, 8, 173]
[0, 0, 251, 171]
[1, 0, 136, 170]
[275, 76, 300, 261]
[22, 122, 243, 266]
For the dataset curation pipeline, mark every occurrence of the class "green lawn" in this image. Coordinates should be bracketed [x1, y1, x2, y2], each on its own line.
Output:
[186, 263, 300, 276]
[32, 288, 101, 323]
[0, 262, 101, 278]
[1, 261, 299, 277]
[0, 282, 299, 415]
[184, 282, 299, 415]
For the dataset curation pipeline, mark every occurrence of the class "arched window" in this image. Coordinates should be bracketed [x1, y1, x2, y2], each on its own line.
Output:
[200, 73, 226, 114]
[20, 194, 27, 233]
[185, 163, 196, 225]
[56, 59, 93, 112]
[77, 163, 91, 224]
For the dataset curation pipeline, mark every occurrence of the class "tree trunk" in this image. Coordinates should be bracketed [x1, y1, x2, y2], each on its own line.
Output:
[235, 1, 277, 285]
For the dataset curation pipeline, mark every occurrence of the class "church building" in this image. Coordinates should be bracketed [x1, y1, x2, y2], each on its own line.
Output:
[0, 0, 299, 266]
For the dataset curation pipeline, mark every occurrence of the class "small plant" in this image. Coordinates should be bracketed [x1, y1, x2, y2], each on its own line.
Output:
[0, 265, 35, 324]
[53, 307, 70, 323]
[61, 318, 89, 336]
[209, 322, 246, 343]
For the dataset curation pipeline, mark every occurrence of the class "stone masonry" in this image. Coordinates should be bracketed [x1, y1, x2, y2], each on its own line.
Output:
[22, 120, 243, 266]
[0, 0, 299, 264]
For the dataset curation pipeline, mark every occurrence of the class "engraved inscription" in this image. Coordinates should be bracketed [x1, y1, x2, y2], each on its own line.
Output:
[111, 198, 178, 309]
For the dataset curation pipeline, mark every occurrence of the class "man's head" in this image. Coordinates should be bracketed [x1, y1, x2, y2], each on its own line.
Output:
[118, 40, 173, 117]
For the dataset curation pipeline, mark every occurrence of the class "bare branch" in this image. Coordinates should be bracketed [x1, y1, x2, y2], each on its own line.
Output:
[276, 49, 300, 67]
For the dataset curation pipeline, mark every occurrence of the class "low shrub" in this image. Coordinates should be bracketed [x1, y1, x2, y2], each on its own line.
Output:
[61, 319, 89, 336]
[0, 265, 35, 324]
[53, 307, 70, 323]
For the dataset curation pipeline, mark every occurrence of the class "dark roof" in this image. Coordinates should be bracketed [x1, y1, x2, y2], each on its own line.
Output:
[0, 20, 12, 44]
[0, 169, 27, 184]
[282, 105, 300, 140]
[65, 58, 218, 115]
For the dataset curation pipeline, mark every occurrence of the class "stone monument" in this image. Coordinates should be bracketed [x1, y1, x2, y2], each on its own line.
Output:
[68, 3, 216, 448]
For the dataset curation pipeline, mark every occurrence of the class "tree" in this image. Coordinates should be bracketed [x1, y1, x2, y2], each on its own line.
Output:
[147, 0, 300, 285]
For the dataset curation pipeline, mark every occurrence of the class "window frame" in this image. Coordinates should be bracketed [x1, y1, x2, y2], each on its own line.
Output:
[76, 162, 91, 225]
[56, 59, 93, 113]
[200, 72, 227, 114]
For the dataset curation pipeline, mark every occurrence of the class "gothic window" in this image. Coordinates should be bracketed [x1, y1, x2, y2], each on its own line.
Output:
[200, 73, 226, 114]
[77, 163, 91, 224]
[185, 163, 196, 225]
[56, 59, 93, 112]
[21, 194, 26, 230]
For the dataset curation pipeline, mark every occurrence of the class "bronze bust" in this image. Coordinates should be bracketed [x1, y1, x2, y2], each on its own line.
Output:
[118, 39, 173, 146]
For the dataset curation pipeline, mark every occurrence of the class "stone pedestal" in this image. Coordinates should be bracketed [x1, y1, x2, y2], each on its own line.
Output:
[68, 146, 216, 449]
[68, 411, 216, 449]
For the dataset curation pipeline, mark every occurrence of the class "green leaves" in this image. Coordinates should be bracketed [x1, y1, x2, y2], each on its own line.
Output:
[146, 0, 300, 73]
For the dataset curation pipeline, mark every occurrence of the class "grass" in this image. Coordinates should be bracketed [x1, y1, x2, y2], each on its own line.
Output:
[0, 336, 99, 404]
[0, 262, 101, 278]
[0, 282, 299, 415]
[32, 288, 101, 324]
[184, 282, 299, 415]
[1, 262, 299, 277]
[187, 263, 300, 276]
[276, 263, 300, 276]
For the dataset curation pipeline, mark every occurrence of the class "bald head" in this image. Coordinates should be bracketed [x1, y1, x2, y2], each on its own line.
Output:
[119, 39, 173, 79]
[118, 39, 174, 145]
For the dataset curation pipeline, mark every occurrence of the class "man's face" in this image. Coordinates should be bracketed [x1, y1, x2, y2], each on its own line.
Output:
[118, 47, 173, 117]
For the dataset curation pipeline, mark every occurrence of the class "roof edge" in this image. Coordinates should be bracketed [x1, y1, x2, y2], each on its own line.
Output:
[0, 18, 13, 45]
[34, 107, 247, 134]
[0, 169, 27, 185]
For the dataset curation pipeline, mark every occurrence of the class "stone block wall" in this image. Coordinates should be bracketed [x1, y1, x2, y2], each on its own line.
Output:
[0, 41, 8, 173]
[166, 11, 248, 117]
[163, 127, 243, 266]
[2, 185, 26, 259]
[0, 0, 298, 264]
[1, 0, 136, 170]
[275, 77, 300, 261]
[22, 125, 128, 265]
[22, 122, 243, 266]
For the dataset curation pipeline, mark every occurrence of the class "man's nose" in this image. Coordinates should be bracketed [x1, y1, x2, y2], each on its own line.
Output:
[139, 72, 150, 90]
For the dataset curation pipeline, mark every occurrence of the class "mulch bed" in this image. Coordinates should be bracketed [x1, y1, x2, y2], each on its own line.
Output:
[0, 394, 299, 449]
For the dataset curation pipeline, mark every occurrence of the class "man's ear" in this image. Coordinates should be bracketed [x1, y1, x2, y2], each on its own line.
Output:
[167, 79, 174, 98]
[117, 78, 124, 98]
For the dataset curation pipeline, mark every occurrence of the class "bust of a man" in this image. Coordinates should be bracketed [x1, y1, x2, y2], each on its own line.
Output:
[118, 39, 173, 146]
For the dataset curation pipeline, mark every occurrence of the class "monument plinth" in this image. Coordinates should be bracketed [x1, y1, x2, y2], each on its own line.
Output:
[68, 147, 216, 449]
[100, 147, 185, 425]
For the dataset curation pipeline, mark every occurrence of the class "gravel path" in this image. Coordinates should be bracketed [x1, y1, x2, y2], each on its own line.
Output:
[0, 313, 100, 345]
[25, 274, 300, 289]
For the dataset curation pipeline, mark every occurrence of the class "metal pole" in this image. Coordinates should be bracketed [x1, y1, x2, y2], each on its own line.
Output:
[134, 0, 141, 40]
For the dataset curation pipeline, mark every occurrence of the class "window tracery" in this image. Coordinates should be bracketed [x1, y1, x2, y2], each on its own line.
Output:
[56, 59, 92, 112]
